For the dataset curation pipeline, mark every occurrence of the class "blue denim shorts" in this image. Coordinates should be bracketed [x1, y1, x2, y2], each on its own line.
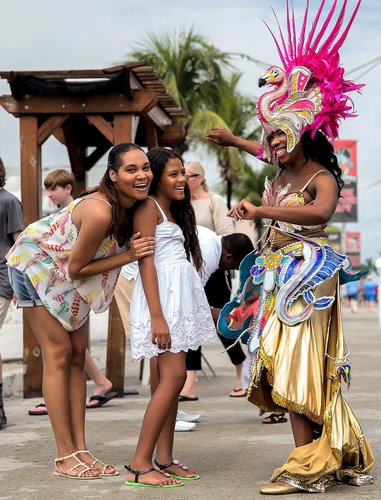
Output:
[7, 267, 43, 307]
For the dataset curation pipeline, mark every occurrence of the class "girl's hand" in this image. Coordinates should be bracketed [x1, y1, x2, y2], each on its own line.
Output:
[227, 199, 258, 221]
[206, 127, 237, 147]
[151, 316, 171, 350]
[126, 232, 156, 261]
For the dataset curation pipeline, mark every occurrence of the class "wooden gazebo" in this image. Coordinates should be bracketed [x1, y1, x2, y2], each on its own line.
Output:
[0, 63, 186, 397]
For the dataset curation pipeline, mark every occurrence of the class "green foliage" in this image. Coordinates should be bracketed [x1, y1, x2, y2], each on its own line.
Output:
[362, 257, 376, 274]
[127, 27, 270, 204]
[233, 162, 276, 205]
[129, 28, 231, 115]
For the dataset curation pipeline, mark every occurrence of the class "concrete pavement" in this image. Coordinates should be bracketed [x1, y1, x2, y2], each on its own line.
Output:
[0, 308, 380, 499]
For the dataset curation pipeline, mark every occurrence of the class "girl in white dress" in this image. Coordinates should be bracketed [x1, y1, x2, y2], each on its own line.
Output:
[125, 148, 216, 489]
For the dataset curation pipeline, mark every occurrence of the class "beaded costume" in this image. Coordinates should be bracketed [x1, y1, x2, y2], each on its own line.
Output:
[218, 0, 374, 493]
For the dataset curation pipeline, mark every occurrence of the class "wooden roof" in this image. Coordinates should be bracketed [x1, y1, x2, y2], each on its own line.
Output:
[0, 62, 186, 121]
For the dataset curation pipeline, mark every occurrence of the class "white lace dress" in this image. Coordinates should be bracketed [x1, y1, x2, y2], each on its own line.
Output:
[130, 199, 216, 361]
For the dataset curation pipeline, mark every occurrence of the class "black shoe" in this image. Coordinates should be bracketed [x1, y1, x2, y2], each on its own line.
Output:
[0, 407, 7, 429]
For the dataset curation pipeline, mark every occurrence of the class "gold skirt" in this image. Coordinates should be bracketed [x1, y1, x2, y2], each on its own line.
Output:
[247, 273, 374, 492]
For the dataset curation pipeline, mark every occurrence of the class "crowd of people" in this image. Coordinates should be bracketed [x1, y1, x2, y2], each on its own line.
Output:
[0, 0, 376, 494]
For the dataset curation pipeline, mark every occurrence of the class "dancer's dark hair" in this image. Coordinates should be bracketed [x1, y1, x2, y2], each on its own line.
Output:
[82, 143, 145, 246]
[278, 130, 344, 197]
[147, 147, 203, 271]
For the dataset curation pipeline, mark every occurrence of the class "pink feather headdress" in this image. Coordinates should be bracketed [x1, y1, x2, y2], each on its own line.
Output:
[256, 0, 364, 161]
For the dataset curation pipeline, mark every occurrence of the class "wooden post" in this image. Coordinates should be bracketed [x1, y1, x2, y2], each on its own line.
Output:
[145, 118, 158, 148]
[113, 114, 133, 144]
[104, 113, 136, 395]
[106, 298, 125, 396]
[20, 115, 43, 397]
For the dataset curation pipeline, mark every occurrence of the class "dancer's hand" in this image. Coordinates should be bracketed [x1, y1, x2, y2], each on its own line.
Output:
[227, 199, 258, 221]
[127, 232, 156, 261]
[206, 127, 237, 147]
[151, 316, 171, 350]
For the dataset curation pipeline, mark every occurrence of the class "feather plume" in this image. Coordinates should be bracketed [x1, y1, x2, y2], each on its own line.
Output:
[260, 0, 364, 142]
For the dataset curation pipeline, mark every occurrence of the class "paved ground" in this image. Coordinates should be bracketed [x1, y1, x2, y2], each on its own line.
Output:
[0, 308, 380, 499]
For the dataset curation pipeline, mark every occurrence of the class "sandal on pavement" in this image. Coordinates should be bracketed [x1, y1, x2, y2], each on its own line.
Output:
[75, 450, 119, 476]
[53, 452, 100, 480]
[262, 412, 288, 424]
[86, 391, 117, 409]
[229, 388, 247, 397]
[154, 459, 200, 480]
[124, 465, 184, 488]
[28, 403, 48, 416]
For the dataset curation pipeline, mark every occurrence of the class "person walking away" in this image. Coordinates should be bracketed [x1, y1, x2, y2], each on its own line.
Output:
[183, 160, 246, 399]
[0, 158, 24, 429]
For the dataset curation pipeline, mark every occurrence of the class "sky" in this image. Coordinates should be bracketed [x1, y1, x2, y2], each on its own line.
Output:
[0, 0, 380, 261]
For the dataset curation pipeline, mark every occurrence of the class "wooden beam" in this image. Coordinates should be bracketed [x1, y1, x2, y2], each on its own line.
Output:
[0, 90, 157, 115]
[37, 114, 69, 145]
[113, 115, 133, 144]
[159, 124, 187, 146]
[87, 115, 113, 143]
[19, 115, 43, 397]
[52, 127, 66, 145]
[62, 120, 85, 181]
[20, 116, 41, 223]
[106, 298, 125, 396]
[145, 118, 158, 148]
[84, 143, 111, 170]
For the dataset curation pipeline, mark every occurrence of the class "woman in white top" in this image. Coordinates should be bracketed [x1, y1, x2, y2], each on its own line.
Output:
[182, 161, 247, 400]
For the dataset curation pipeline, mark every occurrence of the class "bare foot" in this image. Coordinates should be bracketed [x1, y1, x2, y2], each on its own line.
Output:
[93, 379, 113, 397]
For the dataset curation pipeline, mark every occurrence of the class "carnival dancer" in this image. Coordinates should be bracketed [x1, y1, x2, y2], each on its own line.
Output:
[207, 0, 374, 495]
[6, 143, 155, 479]
[125, 148, 216, 489]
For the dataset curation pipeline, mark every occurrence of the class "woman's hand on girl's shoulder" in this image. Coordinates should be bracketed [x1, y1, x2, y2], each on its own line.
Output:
[227, 199, 258, 221]
[126, 232, 155, 262]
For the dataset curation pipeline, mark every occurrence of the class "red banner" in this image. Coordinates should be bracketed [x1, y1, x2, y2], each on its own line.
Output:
[331, 140, 358, 222]
[344, 231, 361, 253]
[344, 231, 361, 268]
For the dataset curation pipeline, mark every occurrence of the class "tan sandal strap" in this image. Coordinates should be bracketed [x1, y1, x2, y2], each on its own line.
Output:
[55, 452, 76, 464]
[77, 465, 95, 478]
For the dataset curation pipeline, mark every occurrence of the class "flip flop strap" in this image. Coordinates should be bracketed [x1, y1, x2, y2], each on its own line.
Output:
[155, 459, 188, 471]
[124, 464, 156, 484]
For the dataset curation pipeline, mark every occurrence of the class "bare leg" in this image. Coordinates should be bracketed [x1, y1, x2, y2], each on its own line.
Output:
[180, 370, 197, 398]
[25, 308, 97, 478]
[125, 352, 186, 486]
[84, 349, 112, 402]
[234, 362, 243, 389]
[288, 410, 313, 447]
[271, 410, 313, 488]
[154, 354, 197, 479]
